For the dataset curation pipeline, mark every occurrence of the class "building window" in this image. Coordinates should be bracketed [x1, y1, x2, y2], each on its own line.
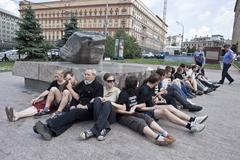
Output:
[89, 9, 92, 16]
[110, 8, 113, 15]
[94, 9, 97, 16]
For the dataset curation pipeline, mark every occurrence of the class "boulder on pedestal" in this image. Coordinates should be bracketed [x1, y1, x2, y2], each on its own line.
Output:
[60, 32, 106, 64]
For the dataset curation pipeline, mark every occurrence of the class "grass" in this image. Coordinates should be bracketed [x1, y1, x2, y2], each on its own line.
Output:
[234, 61, 240, 70]
[114, 58, 221, 70]
[0, 61, 15, 72]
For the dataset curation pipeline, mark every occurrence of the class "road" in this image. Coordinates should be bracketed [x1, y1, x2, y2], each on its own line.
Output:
[0, 66, 239, 160]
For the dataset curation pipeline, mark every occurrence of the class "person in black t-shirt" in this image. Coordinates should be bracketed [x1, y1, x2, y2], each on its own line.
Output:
[5, 70, 67, 122]
[137, 73, 207, 133]
[33, 69, 104, 141]
[111, 75, 175, 146]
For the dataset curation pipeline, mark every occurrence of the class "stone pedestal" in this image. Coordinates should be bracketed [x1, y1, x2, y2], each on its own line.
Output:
[12, 61, 156, 91]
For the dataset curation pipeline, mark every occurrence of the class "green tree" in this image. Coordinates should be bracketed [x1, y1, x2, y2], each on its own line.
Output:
[113, 29, 141, 58]
[15, 5, 51, 60]
[105, 36, 115, 58]
[57, 12, 80, 48]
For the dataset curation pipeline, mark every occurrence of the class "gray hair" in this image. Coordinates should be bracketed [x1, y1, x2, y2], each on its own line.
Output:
[85, 68, 97, 76]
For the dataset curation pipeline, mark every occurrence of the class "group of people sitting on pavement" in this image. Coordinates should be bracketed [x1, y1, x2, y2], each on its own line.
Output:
[5, 62, 215, 146]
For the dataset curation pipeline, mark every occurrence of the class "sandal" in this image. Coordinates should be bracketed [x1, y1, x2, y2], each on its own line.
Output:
[155, 135, 174, 146]
[8, 107, 16, 122]
[5, 106, 11, 121]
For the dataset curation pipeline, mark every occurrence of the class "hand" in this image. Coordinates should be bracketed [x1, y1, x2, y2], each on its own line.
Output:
[66, 81, 72, 90]
[152, 96, 158, 104]
[76, 104, 88, 109]
[160, 88, 167, 94]
[99, 97, 106, 102]
[129, 106, 137, 114]
[31, 97, 40, 104]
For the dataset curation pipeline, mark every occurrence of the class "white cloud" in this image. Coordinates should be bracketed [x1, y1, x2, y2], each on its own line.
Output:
[187, 26, 210, 39]
[0, 0, 236, 40]
[0, 0, 19, 16]
[199, 11, 211, 21]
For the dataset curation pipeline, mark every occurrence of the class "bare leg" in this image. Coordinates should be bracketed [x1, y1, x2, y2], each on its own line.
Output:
[154, 107, 188, 127]
[13, 106, 38, 121]
[45, 87, 62, 108]
[164, 105, 190, 121]
[192, 79, 198, 91]
[149, 121, 165, 132]
[143, 126, 158, 140]
[57, 90, 72, 112]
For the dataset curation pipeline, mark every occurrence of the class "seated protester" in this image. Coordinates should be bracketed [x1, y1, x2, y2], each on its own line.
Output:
[111, 75, 175, 146]
[181, 64, 204, 96]
[156, 68, 203, 112]
[174, 67, 184, 80]
[53, 71, 79, 113]
[137, 73, 207, 132]
[192, 65, 219, 90]
[5, 70, 67, 122]
[188, 65, 214, 94]
[170, 67, 176, 81]
[173, 67, 195, 98]
[32, 69, 104, 141]
[80, 73, 121, 141]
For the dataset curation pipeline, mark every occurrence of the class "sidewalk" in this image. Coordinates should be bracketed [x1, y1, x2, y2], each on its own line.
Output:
[0, 67, 240, 160]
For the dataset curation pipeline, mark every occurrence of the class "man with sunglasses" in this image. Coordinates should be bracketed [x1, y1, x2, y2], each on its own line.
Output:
[33, 69, 104, 140]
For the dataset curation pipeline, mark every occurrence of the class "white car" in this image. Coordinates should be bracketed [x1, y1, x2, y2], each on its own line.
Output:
[142, 52, 155, 58]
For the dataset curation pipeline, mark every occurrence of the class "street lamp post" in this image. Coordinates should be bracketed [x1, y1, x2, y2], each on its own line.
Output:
[176, 21, 184, 48]
[104, 0, 109, 36]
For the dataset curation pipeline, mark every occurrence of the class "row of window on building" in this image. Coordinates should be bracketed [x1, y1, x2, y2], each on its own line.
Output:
[35, 7, 129, 19]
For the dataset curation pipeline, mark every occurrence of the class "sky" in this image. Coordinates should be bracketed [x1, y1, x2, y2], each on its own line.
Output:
[0, 0, 236, 40]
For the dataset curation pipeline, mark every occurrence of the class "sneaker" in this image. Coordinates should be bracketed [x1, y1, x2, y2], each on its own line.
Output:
[34, 110, 51, 119]
[97, 135, 106, 141]
[80, 130, 94, 140]
[194, 115, 208, 124]
[195, 90, 203, 96]
[100, 128, 110, 136]
[190, 123, 205, 132]
[229, 80, 234, 85]
[217, 81, 223, 84]
[184, 105, 202, 112]
[33, 121, 52, 140]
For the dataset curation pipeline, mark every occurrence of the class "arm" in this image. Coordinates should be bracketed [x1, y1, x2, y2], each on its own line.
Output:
[66, 82, 80, 100]
[111, 102, 126, 111]
[31, 90, 49, 104]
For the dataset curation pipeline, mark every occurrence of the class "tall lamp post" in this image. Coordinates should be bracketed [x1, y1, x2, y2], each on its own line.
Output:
[104, 0, 109, 36]
[176, 21, 184, 48]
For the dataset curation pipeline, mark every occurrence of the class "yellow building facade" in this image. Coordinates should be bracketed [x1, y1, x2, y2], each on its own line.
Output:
[19, 0, 167, 52]
[232, 0, 240, 53]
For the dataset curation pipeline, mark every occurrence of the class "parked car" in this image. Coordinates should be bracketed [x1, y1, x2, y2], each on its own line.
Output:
[142, 52, 155, 58]
[155, 52, 165, 59]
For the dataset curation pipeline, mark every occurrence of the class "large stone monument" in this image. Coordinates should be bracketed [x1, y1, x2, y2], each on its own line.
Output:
[13, 31, 156, 91]
[60, 32, 106, 64]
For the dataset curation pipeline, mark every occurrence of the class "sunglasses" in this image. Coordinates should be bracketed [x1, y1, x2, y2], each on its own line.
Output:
[106, 79, 115, 83]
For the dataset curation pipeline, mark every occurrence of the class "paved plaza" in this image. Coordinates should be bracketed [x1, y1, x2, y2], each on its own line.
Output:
[0, 66, 240, 160]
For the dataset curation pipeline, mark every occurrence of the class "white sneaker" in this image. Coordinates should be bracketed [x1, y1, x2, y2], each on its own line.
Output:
[80, 130, 94, 140]
[187, 99, 196, 105]
[190, 123, 205, 132]
[194, 115, 208, 124]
